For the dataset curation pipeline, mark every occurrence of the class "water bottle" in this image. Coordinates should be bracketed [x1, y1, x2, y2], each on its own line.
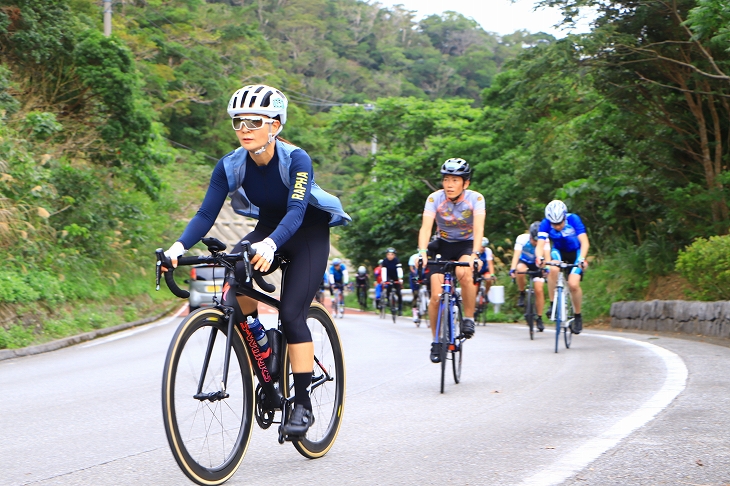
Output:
[246, 316, 271, 358]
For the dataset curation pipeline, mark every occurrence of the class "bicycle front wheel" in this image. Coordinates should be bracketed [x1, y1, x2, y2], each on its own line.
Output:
[162, 309, 255, 486]
[439, 296, 450, 394]
[452, 304, 463, 384]
[554, 289, 562, 354]
[390, 292, 397, 323]
[283, 303, 346, 459]
[564, 320, 573, 348]
[526, 289, 534, 340]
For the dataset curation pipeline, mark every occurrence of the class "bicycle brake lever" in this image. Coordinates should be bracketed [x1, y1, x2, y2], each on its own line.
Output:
[155, 248, 165, 291]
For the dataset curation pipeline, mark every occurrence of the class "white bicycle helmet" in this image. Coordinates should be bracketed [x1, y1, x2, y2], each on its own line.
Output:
[545, 200, 568, 224]
[332, 258, 342, 265]
[227, 85, 288, 127]
[357, 266, 367, 275]
[481, 237, 489, 247]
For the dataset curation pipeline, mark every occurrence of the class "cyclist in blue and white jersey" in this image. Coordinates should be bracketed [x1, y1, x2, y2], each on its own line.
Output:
[535, 200, 590, 334]
[328, 258, 349, 318]
[381, 248, 403, 315]
[510, 222, 549, 332]
[478, 237, 496, 293]
[417, 158, 485, 363]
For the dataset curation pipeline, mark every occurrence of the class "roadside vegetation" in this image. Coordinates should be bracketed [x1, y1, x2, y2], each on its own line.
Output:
[0, 0, 728, 348]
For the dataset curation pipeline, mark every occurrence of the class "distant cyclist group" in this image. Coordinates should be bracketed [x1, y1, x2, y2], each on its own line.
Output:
[156, 82, 591, 483]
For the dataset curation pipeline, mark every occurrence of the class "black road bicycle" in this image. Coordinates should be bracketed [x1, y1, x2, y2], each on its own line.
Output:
[356, 285, 368, 311]
[517, 269, 545, 340]
[155, 238, 345, 485]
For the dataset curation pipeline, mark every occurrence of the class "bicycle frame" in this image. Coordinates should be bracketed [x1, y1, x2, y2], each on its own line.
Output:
[546, 261, 579, 352]
[435, 270, 459, 348]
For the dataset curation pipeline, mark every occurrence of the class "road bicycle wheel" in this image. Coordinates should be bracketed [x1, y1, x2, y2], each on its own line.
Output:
[452, 303, 463, 384]
[162, 309, 255, 486]
[283, 303, 346, 458]
[439, 295, 450, 394]
[564, 295, 573, 349]
[358, 288, 367, 311]
[379, 296, 386, 319]
[390, 292, 397, 323]
[525, 288, 534, 340]
[554, 288, 562, 354]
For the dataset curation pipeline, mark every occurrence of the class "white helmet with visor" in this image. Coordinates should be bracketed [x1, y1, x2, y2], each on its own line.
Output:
[545, 200, 568, 224]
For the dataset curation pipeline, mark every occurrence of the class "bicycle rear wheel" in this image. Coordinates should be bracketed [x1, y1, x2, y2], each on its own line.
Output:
[452, 303, 463, 384]
[525, 288, 534, 340]
[283, 303, 346, 458]
[439, 295, 450, 394]
[162, 309, 255, 486]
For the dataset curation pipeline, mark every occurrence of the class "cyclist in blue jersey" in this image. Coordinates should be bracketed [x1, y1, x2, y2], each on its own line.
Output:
[478, 236, 496, 293]
[328, 258, 349, 318]
[510, 222, 549, 332]
[164, 84, 350, 436]
[535, 200, 590, 334]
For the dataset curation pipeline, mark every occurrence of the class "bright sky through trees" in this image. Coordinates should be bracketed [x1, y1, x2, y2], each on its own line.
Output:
[375, 0, 595, 37]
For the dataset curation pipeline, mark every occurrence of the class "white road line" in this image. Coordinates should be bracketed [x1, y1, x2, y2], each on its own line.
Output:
[517, 332, 688, 486]
[80, 304, 188, 348]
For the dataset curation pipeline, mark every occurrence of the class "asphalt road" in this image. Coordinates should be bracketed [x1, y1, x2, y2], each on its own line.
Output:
[1, 307, 729, 486]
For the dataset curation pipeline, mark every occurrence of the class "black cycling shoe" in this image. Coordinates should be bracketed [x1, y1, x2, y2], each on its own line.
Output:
[536, 316, 545, 332]
[461, 317, 475, 339]
[282, 404, 314, 437]
[430, 342, 441, 363]
[517, 292, 526, 308]
[573, 315, 583, 334]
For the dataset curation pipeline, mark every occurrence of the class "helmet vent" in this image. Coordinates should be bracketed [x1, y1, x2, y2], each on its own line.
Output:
[254, 85, 265, 93]
[260, 92, 272, 107]
[248, 95, 257, 107]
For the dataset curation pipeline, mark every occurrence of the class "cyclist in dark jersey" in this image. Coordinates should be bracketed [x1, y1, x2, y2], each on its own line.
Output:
[164, 84, 350, 435]
[381, 248, 403, 315]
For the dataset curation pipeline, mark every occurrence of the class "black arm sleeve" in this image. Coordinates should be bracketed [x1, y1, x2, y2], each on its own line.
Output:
[178, 159, 229, 250]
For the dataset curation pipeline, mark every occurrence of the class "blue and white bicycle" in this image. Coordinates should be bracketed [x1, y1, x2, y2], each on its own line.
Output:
[545, 260, 581, 353]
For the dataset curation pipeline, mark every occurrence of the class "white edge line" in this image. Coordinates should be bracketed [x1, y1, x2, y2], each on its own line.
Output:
[517, 332, 688, 486]
[80, 304, 188, 348]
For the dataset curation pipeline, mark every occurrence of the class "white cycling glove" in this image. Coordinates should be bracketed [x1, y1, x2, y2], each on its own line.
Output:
[164, 241, 186, 264]
[251, 238, 277, 265]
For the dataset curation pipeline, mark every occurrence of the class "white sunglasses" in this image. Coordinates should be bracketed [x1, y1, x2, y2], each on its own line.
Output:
[231, 116, 275, 131]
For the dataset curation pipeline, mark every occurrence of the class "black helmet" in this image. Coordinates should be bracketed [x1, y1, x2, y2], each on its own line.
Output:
[440, 158, 471, 180]
[386, 247, 396, 254]
[529, 221, 541, 240]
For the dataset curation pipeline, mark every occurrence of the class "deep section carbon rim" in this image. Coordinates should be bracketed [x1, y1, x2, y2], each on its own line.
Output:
[284, 303, 346, 458]
[162, 310, 254, 485]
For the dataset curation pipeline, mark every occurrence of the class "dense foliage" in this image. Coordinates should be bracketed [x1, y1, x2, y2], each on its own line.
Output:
[1, 0, 729, 348]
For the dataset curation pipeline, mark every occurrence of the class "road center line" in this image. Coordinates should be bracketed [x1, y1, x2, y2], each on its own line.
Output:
[517, 332, 688, 486]
[80, 304, 188, 348]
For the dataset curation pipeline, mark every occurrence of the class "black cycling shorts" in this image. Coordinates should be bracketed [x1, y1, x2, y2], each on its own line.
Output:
[427, 239, 473, 275]
[233, 221, 330, 344]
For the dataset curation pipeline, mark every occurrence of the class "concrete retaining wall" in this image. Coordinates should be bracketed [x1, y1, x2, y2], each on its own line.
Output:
[610, 300, 730, 338]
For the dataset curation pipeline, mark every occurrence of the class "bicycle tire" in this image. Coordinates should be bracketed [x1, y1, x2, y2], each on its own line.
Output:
[564, 319, 572, 348]
[452, 303, 463, 384]
[283, 303, 346, 459]
[379, 296, 386, 319]
[390, 292, 397, 323]
[162, 308, 255, 486]
[554, 288, 562, 354]
[526, 288, 534, 340]
[563, 293, 573, 349]
[439, 295, 450, 394]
